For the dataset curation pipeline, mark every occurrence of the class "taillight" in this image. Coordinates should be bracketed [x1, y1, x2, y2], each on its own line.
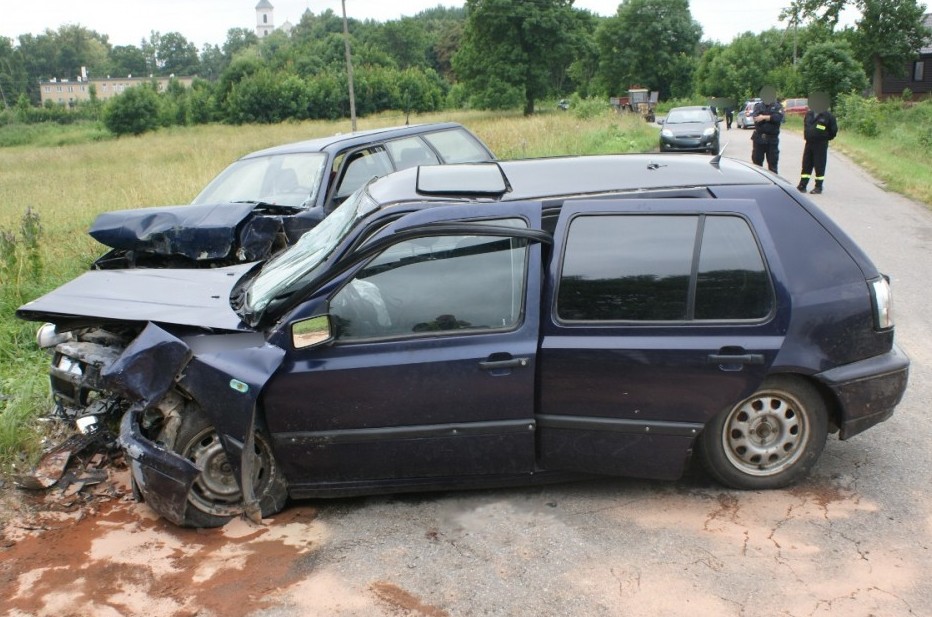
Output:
[870, 276, 894, 330]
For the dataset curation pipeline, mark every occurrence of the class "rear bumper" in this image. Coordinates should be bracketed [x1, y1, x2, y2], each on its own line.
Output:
[119, 407, 199, 526]
[814, 344, 910, 439]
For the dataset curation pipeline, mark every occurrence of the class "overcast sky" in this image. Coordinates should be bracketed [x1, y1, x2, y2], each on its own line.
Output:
[2, 0, 860, 49]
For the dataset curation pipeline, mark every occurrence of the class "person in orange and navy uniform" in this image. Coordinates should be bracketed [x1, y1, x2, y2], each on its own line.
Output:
[797, 92, 838, 195]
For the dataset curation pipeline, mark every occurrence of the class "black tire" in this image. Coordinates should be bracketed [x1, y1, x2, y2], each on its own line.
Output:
[698, 376, 828, 490]
[172, 408, 288, 528]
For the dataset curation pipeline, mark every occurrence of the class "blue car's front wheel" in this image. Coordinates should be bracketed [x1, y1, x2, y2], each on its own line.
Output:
[173, 408, 288, 528]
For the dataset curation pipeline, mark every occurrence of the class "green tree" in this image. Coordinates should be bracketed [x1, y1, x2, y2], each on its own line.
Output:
[594, 0, 702, 99]
[369, 18, 431, 69]
[694, 33, 780, 105]
[56, 24, 109, 78]
[453, 0, 579, 115]
[103, 83, 160, 135]
[224, 69, 310, 124]
[797, 40, 869, 101]
[222, 28, 260, 60]
[109, 45, 147, 78]
[155, 32, 200, 76]
[0, 38, 28, 108]
[786, 0, 931, 96]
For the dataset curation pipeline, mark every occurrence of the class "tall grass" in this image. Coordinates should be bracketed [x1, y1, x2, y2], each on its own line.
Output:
[831, 96, 932, 205]
[0, 109, 659, 473]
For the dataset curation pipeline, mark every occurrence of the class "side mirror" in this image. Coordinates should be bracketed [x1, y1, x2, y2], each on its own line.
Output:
[655, 116, 665, 125]
[292, 315, 333, 349]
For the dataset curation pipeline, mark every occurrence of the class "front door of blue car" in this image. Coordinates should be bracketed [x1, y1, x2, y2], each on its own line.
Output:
[263, 205, 547, 491]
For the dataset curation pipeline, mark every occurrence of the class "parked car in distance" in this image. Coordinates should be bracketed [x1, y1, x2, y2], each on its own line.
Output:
[658, 106, 720, 154]
[783, 98, 809, 116]
[736, 98, 761, 129]
[88, 122, 495, 269]
[19, 153, 909, 528]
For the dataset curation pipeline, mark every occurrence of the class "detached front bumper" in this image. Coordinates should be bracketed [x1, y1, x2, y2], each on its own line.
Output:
[815, 344, 910, 439]
[119, 407, 199, 526]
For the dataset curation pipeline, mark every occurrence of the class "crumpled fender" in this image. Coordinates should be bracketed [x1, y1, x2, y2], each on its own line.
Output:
[89, 202, 283, 262]
[177, 338, 285, 522]
[109, 324, 285, 523]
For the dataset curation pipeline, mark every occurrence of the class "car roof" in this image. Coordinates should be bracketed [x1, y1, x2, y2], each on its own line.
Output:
[238, 122, 475, 159]
[669, 105, 713, 112]
[366, 153, 773, 205]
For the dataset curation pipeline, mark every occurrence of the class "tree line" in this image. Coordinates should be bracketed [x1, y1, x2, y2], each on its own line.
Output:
[0, 0, 928, 135]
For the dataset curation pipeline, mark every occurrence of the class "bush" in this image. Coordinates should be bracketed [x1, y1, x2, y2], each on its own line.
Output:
[103, 84, 162, 136]
[836, 94, 881, 137]
[571, 95, 612, 119]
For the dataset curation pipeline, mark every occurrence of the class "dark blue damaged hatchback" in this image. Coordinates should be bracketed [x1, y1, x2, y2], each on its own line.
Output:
[18, 153, 909, 527]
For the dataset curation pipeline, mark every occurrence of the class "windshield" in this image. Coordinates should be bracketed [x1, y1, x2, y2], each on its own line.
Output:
[666, 110, 712, 124]
[191, 152, 328, 208]
[244, 187, 380, 316]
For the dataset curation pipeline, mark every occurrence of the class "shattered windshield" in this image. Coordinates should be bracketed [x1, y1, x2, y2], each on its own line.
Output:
[191, 152, 328, 209]
[244, 187, 380, 316]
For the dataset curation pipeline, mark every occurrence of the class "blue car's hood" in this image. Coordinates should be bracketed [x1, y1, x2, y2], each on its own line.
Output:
[17, 263, 256, 331]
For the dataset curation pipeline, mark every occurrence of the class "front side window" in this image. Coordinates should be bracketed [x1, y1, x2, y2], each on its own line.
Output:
[557, 214, 771, 322]
[334, 148, 393, 200]
[332, 222, 528, 340]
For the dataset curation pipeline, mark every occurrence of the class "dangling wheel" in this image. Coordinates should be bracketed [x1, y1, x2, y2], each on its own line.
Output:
[172, 408, 287, 528]
[699, 376, 828, 490]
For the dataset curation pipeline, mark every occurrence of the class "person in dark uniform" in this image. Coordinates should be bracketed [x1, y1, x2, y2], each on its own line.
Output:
[750, 86, 784, 173]
[725, 106, 734, 129]
[797, 92, 838, 194]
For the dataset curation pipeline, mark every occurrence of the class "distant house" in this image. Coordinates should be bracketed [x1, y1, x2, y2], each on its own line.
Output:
[881, 13, 932, 99]
[39, 73, 195, 107]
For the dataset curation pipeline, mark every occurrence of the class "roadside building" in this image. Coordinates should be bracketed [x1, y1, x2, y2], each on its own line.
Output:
[881, 13, 932, 99]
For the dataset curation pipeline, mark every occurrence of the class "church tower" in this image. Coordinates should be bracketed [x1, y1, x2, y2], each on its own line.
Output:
[256, 0, 274, 38]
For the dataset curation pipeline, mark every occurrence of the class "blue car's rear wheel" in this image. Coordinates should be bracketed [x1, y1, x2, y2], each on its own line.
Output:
[699, 376, 828, 489]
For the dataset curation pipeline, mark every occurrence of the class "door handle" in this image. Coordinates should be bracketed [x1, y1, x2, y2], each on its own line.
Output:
[707, 353, 765, 365]
[479, 357, 530, 370]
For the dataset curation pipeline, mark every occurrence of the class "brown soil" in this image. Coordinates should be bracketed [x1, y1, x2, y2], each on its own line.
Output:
[0, 465, 323, 617]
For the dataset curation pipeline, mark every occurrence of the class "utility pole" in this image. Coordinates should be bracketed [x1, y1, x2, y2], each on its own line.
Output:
[341, 0, 357, 131]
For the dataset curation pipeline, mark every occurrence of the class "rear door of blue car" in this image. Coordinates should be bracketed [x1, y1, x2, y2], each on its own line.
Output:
[536, 198, 789, 480]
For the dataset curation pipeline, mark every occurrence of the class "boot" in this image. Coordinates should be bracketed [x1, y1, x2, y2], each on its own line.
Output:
[797, 182, 807, 193]
[810, 182, 823, 195]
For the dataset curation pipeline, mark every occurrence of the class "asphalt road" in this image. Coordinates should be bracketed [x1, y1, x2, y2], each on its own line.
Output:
[255, 127, 932, 616]
[3, 125, 929, 617]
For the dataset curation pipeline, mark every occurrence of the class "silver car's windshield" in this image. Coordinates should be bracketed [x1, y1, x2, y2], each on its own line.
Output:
[666, 110, 712, 124]
[192, 152, 328, 208]
[245, 187, 380, 315]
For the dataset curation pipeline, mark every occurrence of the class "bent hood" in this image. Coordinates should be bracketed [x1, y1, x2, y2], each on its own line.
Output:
[89, 202, 281, 262]
[17, 263, 256, 331]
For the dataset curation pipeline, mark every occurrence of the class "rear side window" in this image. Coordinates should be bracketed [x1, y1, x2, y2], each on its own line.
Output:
[386, 137, 440, 170]
[422, 129, 491, 163]
[557, 214, 772, 322]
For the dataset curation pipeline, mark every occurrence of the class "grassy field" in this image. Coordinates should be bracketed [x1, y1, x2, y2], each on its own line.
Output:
[1, 104, 930, 473]
[0, 108, 659, 471]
